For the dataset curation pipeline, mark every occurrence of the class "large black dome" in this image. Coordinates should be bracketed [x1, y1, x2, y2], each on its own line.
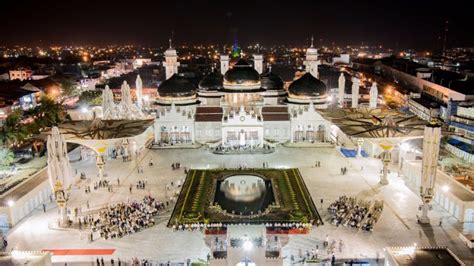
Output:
[158, 74, 196, 97]
[288, 73, 327, 97]
[198, 71, 223, 91]
[261, 70, 283, 90]
[224, 59, 260, 84]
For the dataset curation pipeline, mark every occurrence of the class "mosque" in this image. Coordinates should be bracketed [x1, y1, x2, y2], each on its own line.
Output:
[152, 38, 350, 150]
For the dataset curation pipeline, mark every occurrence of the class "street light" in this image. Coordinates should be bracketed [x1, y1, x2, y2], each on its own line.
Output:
[243, 240, 253, 251]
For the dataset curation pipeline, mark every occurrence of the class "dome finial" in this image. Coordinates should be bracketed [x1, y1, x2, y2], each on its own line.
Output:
[310, 35, 314, 48]
[169, 37, 173, 49]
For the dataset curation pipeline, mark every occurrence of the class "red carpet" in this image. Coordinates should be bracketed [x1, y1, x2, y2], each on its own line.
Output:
[42, 249, 115, 256]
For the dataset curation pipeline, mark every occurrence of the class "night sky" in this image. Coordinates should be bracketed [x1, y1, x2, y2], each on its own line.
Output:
[1, 0, 472, 49]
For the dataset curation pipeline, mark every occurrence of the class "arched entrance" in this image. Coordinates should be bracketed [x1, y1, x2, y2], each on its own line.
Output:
[236, 257, 256, 266]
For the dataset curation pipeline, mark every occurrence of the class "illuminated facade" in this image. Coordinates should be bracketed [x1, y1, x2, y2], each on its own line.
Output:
[152, 41, 335, 149]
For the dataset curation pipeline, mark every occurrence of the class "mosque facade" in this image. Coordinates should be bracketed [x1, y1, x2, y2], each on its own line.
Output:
[151, 40, 344, 149]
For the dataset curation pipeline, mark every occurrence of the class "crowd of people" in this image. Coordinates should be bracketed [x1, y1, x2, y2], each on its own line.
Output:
[328, 196, 383, 230]
[84, 196, 164, 240]
[328, 196, 370, 228]
[213, 143, 274, 154]
[361, 201, 384, 231]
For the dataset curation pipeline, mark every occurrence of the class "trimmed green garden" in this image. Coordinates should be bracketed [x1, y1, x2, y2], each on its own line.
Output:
[168, 168, 321, 227]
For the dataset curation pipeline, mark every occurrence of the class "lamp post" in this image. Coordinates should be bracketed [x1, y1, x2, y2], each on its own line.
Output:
[379, 142, 394, 185]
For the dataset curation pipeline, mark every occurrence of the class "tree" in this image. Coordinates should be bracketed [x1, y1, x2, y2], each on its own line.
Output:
[0, 109, 24, 147]
[55, 77, 79, 97]
[79, 90, 102, 105]
[0, 148, 14, 169]
[0, 96, 67, 149]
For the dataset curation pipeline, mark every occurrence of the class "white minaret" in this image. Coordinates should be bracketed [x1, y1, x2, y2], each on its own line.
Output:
[419, 122, 442, 224]
[369, 82, 378, 109]
[135, 74, 143, 108]
[163, 38, 180, 80]
[351, 77, 360, 108]
[304, 36, 320, 78]
[220, 54, 230, 75]
[253, 54, 263, 74]
[338, 72, 345, 107]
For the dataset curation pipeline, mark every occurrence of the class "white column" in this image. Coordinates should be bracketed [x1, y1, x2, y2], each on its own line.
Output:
[59, 205, 68, 227]
[220, 55, 229, 75]
[253, 54, 263, 74]
[419, 123, 442, 224]
[369, 82, 378, 109]
[338, 72, 345, 107]
[96, 154, 105, 180]
[356, 138, 364, 157]
[380, 150, 390, 185]
[351, 77, 360, 108]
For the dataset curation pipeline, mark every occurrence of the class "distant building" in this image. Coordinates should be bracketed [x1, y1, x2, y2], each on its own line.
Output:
[377, 57, 474, 104]
[332, 53, 350, 65]
[447, 104, 474, 163]
[9, 68, 33, 81]
[133, 58, 152, 69]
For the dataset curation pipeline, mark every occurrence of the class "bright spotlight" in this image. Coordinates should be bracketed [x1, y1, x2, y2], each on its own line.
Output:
[400, 143, 410, 152]
[7, 200, 14, 207]
[80, 106, 89, 113]
[328, 95, 333, 101]
[242, 240, 253, 251]
[442, 185, 450, 192]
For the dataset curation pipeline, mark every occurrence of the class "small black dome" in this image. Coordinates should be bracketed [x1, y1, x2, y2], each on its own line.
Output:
[198, 71, 223, 91]
[158, 74, 196, 97]
[261, 70, 283, 90]
[288, 72, 327, 97]
[224, 59, 260, 84]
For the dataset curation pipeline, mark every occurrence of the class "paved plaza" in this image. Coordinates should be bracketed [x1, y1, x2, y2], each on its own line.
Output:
[6, 146, 474, 265]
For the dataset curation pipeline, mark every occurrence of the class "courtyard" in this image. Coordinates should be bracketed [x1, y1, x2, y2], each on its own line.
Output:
[5, 146, 474, 265]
